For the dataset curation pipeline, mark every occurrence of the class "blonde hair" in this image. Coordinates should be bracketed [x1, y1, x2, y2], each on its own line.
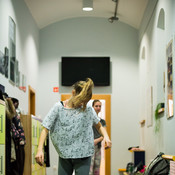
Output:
[4, 97, 16, 120]
[68, 78, 94, 110]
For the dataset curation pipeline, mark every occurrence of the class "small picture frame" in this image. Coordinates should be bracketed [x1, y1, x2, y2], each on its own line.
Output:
[0, 50, 5, 75]
[9, 16, 16, 85]
[4, 47, 9, 78]
[21, 74, 26, 92]
[15, 60, 20, 87]
[166, 39, 173, 118]
[9, 55, 16, 84]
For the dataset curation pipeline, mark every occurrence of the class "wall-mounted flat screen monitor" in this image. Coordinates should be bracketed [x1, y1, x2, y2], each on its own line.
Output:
[61, 57, 110, 86]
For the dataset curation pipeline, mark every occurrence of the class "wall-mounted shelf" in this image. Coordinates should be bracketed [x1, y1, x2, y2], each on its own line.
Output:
[155, 103, 165, 120]
[162, 155, 175, 161]
[162, 155, 175, 175]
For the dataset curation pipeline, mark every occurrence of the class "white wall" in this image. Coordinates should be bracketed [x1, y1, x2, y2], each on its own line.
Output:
[0, 0, 39, 113]
[139, 0, 175, 165]
[1, 0, 175, 174]
[38, 17, 139, 175]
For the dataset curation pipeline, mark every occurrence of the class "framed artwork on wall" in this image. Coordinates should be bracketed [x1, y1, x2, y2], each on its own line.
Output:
[15, 60, 20, 87]
[19, 73, 26, 92]
[9, 16, 16, 84]
[9, 55, 16, 84]
[0, 48, 9, 77]
[166, 39, 173, 118]
[4, 47, 9, 78]
[0, 50, 5, 75]
[0, 84, 5, 93]
[22, 74, 26, 92]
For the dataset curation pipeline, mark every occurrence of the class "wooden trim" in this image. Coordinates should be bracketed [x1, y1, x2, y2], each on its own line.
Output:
[20, 114, 32, 175]
[92, 94, 111, 175]
[118, 168, 126, 172]
[61, 94, 111, 175]
[162, 155, 175, 161]
[28, 85, 36, 115]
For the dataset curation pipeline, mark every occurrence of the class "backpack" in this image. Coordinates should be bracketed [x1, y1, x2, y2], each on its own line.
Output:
[144, 152, 170, 175]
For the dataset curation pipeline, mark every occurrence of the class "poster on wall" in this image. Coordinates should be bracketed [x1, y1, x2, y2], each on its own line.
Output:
[0, 48, 9, 76]
[0, 51, 5, 75]
[10, 54, 16, 83]
[22, 74, 26, 92]
[9, 16, 16, 84]
[19, 73, 26, 92]
[4, 47, 9, 78]
[166, 39, 173, 118]
[15, 60, 20, 87]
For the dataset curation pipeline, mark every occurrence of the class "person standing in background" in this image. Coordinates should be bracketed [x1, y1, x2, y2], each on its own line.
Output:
[89, 100, 107, 175]
[1, 91, 16, 175]
[11, 97, 26, 175]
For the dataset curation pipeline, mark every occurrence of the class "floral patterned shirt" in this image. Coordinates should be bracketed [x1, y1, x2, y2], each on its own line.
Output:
[12, 115, 26, 145]
[42, 102, 100, 159]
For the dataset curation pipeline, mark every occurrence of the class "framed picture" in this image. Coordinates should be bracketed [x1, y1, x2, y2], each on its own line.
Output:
[4, 47, 9, 78]
[0, 84, 5, 93]
[166, 39, 173, 118]
[9, 16, 16, 84]
[0, 50, 5, 75]
[15, 60, 20, 87]
[9, 17, 16, 42]
[9, 55, 16, 84]
[21, 74, 26, 92]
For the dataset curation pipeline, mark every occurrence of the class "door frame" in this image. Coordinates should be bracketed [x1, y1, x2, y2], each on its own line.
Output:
[28, 85, 35, 115]
[61, 94, 111, 175]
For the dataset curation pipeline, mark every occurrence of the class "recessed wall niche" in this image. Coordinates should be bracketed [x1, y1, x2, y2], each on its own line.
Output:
[141, 46, 146, 59]
[157, 8, 165, 30]
[155, 8, 166, 107]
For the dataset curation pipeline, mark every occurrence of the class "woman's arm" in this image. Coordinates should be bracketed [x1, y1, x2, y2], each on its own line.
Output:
[35, 127, 49, 166]
[94, 136, 103, 146]
[94, 122, 112, 149]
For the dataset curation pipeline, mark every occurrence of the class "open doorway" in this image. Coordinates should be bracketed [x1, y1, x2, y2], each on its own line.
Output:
[61, 94, 111, 175]
[28, 85, 35, 115]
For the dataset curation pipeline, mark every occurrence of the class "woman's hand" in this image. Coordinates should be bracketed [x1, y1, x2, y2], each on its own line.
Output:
[95, 122, 112, 149]
[35, 127, 48, 166]
[35, 150, 44, 166]
[104, 137, 112, 149]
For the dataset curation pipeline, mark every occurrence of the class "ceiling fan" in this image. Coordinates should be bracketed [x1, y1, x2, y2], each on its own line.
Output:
[108, 0, 119, 23]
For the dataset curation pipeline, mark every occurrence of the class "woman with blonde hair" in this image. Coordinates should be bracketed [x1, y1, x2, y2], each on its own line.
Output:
[35, 78, 111, 175]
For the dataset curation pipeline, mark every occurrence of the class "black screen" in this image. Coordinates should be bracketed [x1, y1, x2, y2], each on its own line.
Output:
[61, 57, 110, 86]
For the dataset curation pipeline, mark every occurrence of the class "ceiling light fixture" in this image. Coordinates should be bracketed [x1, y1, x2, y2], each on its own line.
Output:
[83, 0, 93, 11]
[108, 0, 119, 23]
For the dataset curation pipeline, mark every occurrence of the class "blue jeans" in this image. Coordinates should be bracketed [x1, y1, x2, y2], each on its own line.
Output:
[58, 156, 91, 175]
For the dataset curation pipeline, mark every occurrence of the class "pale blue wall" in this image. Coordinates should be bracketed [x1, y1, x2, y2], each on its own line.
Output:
[139, 0, 175, 165]
[3, 0, 175, 174]
[38, 17, 139, 175]
[0, 0, 39, 113]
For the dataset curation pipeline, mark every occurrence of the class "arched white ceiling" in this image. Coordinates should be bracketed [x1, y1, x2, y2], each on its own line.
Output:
[24, 0, 148, 29]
